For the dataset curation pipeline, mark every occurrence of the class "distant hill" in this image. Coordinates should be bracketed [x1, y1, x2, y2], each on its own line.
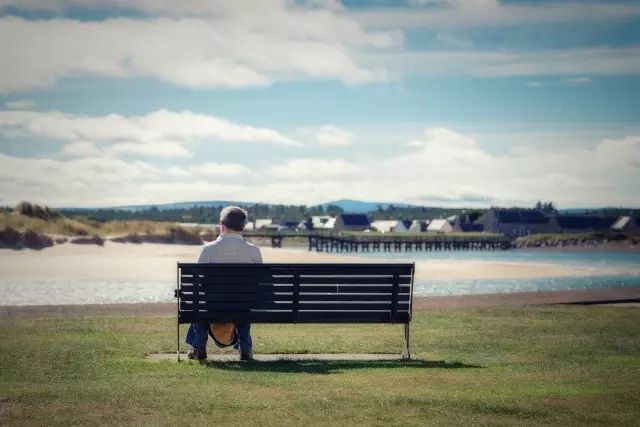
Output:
[62, 199, 417, 213]
[322, 199, 417, 213]
[119, 200, 261, 212]
[63, 200, 263, 212]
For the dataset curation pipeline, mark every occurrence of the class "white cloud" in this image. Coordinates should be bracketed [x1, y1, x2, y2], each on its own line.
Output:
[355, 1, 640, 29]
[526, 77, 594, 88]
[106, 142, 192, 158]
[187, 162, 251, 177]
[0, 109, 297, 159]
[1, 129, 638, 208]
[0, 2, 637, 93]
[435, 31, 473, 49]
[313, 125, 355, 146]
[61, 141, 102, 157]
[565, 77, 593, 85]
[0, 153, 251, 206]
[268, 158, 361, 179]
[0, 7, 398, 93]
[4, 98, 35, 110]
[61, 140, 192, 158]
[374, 47, 640, 79]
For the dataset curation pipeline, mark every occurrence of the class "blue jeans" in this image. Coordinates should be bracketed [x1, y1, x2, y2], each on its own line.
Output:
[185, 322, 252, 352]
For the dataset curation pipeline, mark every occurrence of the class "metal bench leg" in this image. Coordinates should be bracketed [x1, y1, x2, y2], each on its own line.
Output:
[402, 323, 411, 360]
[177, 318, 181, 363]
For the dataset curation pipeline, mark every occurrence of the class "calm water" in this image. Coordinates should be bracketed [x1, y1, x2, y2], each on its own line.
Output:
[354, 249, 640, 296]
[0, 250, 638, 305]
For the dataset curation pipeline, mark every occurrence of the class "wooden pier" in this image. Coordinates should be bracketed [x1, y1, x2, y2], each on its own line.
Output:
[307, 233, 510, 252]
[240, 231, 511, 251]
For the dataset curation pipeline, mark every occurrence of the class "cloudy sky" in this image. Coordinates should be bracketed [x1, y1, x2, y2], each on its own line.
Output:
[0, 0, 639, 208]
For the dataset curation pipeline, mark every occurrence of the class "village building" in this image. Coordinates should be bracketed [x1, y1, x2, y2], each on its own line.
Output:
[370, 220, 397, 233]
[244, 218, 274, 231]
[551, 215, 617, 233]
[460, 223, 484, 232]
[322, 217, 337, 230]
[276, 219, 299, 230]
[409, 220, 429, 233]
[332, 213, 371, 231]
[392, 219, 413, 233]
[479, 208, 554, 238]
[427, 219, 456, 233]
[610, 216, 640, 234]
[311, 215, 331, 229]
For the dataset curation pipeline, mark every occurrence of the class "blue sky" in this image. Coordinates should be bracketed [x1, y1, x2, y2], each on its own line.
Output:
[0, 0, 639, 208]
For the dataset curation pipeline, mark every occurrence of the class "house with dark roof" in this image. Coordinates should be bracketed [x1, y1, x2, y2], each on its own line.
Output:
[393, 219, 413, 233]
[610, 216, 640, 234]
[551, 215, 617, 233]
[333, 213, 371, 231]
[409, 219, 429, 233]
[480, 208, 554, 238]
[460, 223, 484, 232]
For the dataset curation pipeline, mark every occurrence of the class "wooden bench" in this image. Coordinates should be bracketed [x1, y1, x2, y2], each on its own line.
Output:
[175, 262, 415, 360]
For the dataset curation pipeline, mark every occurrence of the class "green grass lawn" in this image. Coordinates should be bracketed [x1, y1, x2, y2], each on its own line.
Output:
[1, 306, 639, 425]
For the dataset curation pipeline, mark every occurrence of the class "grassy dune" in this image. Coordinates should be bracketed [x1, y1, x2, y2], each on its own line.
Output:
[0, 306, 638, 425]
[0, 211, 204, 238]
[515, 232, 640, 247]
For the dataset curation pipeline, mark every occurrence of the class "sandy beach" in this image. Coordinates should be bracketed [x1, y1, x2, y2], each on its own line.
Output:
[0, 241, 610, 283]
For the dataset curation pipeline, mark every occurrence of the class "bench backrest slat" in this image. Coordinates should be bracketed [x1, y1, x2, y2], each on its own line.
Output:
[177, 263, 414, 324]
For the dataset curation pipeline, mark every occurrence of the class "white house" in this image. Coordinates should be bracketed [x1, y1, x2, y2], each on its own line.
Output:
[322, 217, 337, 230]
[370, 220, 396, 233]
[427, 219, 455, 233]
[245, 218, 274, 230]
[611, 216, 640, 234]
[409, 220, 429, 232]
[393, 219, 413, 233]
[312, 215, 331, 229]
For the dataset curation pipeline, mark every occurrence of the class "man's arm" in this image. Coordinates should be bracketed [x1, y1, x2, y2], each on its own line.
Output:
[197, 245, 209, 263]
[252, 246, 263, 264]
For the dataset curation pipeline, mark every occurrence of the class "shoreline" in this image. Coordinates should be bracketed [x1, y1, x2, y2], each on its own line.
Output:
[1, 287, 638, 319]
[0, 242, 628, 282]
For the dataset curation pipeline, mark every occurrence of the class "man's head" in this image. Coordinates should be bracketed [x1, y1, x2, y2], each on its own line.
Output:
[219, 206, 248, 233]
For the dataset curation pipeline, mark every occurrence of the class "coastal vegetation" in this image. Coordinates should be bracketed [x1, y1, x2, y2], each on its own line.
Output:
[515, 232, 640, 248]
[54, 203, 485, 224]
[0, 306, 638, 425]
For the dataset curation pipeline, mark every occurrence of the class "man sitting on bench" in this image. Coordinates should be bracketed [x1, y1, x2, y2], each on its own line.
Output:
[185, 206, 263, 361]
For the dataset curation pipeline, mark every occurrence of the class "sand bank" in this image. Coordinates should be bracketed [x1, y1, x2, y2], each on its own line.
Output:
[0, 242, 612, 282]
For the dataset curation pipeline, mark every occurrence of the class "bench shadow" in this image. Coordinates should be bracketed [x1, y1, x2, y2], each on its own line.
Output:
[203, 359, 483, 374]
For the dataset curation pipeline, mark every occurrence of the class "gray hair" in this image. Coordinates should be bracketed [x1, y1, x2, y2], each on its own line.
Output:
[220, 206, 248, 232]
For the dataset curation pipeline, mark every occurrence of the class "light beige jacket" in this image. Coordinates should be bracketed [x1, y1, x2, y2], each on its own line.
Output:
[197, 233, 263, 264]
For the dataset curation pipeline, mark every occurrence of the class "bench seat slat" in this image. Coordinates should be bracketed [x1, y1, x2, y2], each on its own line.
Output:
[181, 276, 281, 285]
[180, 292, 410, 303]
[298, 293, 411, 302]
[181, 302, 293, 311]
[180, 284, 292, 294]
[297, 276, 411, 285]
[181, 302, 410, 311]
[298, 285, 410, 294]
[179, 311, 410, 324]
[180, 284, 410, 294]
[298, 302, 409, 311]
[180, 293, 292, 303]
[180, 265, 413, 276]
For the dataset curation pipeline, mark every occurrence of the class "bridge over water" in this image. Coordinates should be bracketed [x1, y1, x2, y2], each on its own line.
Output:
[241, 231, 511, 251]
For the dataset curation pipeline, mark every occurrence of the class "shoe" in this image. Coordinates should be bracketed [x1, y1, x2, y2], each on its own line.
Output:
[187, 347, 207, 360]
[240, 349, 253, 361]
